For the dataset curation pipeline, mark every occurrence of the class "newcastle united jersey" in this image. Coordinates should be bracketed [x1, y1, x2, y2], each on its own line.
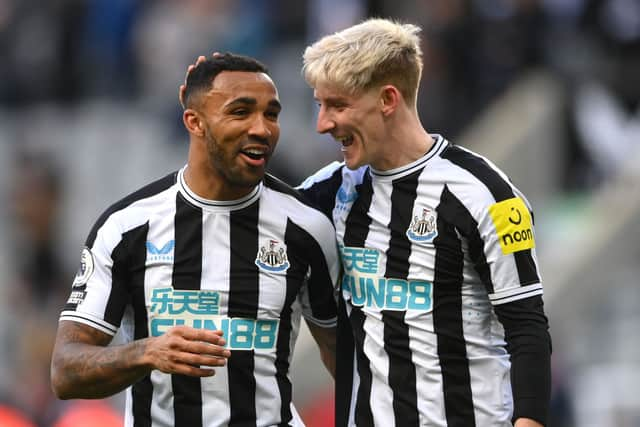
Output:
[61, 166, 339, 427]
[299, 135, 551, 427]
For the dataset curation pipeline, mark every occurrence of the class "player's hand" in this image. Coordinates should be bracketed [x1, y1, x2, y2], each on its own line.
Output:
[178, 52, 222, 108]
[514, 418, 544, 427]
[145, 325, 231, 377]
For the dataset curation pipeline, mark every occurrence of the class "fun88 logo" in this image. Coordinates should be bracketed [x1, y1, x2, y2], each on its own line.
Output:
[341, 274, 433, 311]
[149, 288, 279, 350]
[339, 246, 433, 312]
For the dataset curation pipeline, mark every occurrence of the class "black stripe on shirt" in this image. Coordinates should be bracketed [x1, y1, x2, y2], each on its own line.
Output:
[274, 219, 316, 425]
[228, 202, 260, 426]
[106, 224, 147, 326]
[86, 172, 177, 247]
[385, 170, 420, 278]
[383, 170, 421, 427]
[171, 193, 204, 427]
[342, 170, 374, 426]
[291, 220, 336, 322]
[117, 223, 153, 427]
[275, 296, 294, 426]
[433, 188, 476, 427]
[343, 170, 373, 248]
[441, 145, 540, 286]
[439, 185, 494, 294]
[263, 174, 305, 203]
[351, 307, 374, 427]
[441, 145, 512, 201]
[335, 296, 355, 427]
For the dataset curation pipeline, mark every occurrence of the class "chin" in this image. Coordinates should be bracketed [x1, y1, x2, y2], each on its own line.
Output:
[344, 157, 364, 170]
[245, 173, 266, 187]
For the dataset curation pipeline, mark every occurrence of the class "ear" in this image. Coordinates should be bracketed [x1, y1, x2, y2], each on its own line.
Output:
[380, 85, 401, 116]
[183, 109, 205, 137]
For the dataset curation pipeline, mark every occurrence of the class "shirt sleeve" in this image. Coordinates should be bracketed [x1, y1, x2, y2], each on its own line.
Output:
[472, 191, 551, 423]
[59, 216, 126, 336]
[474, 193, 544, 304]
[494, 295, 552, 425]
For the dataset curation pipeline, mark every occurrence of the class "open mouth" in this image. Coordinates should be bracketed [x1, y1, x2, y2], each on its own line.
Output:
[335, 135, 354, 146]
[241, 148, 267, 161]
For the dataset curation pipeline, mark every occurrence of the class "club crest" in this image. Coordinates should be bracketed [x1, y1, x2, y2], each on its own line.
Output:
[406, 207, 438, 243]
[255, 240, 290, 272]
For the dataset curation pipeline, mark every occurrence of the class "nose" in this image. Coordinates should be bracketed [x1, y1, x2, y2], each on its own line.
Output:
[316, 106, 335, 134]
[248, 114, 272, 139]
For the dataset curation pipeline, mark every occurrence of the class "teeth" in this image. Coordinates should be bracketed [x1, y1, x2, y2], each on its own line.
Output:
[244, 148, 265, 155]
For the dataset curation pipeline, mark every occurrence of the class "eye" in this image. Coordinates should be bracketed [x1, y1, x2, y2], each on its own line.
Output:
[329, 101, 347, 112]
[230, 108, 249, 116]
[265, 110, 280, 121]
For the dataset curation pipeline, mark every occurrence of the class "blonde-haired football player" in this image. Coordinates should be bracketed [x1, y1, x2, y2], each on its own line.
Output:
[300, 18, 551, 427]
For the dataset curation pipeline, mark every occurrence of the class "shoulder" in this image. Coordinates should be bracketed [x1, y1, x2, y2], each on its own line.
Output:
[297, 162, 369, 218]
[262, 174, 335, 232]
[85, 171, 179, 247]
[263, 173, 303, 199]
[438, 143, 518, 203]
[262, 173, 322, 212]
[434, 144, 536, 238]
[297, 161, 370, 190]
[297, 161, 345, 190]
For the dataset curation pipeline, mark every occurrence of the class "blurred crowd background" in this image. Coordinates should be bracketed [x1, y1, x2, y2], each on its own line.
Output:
[0, 0, 639, 426]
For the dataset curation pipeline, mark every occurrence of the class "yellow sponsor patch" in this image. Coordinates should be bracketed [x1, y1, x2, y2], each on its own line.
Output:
[489, 197, 535, 254]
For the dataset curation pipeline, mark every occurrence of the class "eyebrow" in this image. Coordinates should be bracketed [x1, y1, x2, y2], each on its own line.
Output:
[268, 100, 282, 110]
[226, 97, 282, 110]
[314, 95, 347, 105]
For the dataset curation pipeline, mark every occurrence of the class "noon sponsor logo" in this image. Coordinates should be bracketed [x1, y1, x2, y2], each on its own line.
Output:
[489, 197, 536, 254]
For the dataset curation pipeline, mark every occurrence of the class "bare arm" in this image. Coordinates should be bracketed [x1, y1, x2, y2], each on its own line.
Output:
[305, 320, 336, 379]
[50, 320, 231, 399]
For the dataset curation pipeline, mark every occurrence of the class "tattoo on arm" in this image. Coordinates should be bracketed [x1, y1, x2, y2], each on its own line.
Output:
[51, 321, 151, 399]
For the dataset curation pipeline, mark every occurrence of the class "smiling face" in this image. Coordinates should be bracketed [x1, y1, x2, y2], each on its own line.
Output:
[194, 71, 281, 197]
[314, 83, 385, 170]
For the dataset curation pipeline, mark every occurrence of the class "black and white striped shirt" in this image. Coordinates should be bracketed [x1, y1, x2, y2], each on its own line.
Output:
[61, 166, 340, 427]
[299, 135, 551, 427]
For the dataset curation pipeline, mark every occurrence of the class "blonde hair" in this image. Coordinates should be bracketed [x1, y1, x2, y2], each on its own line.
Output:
[303, 18, 423, 104]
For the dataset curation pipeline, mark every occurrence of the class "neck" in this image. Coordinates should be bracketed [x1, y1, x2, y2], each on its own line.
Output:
[372, 110, 434, 171]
